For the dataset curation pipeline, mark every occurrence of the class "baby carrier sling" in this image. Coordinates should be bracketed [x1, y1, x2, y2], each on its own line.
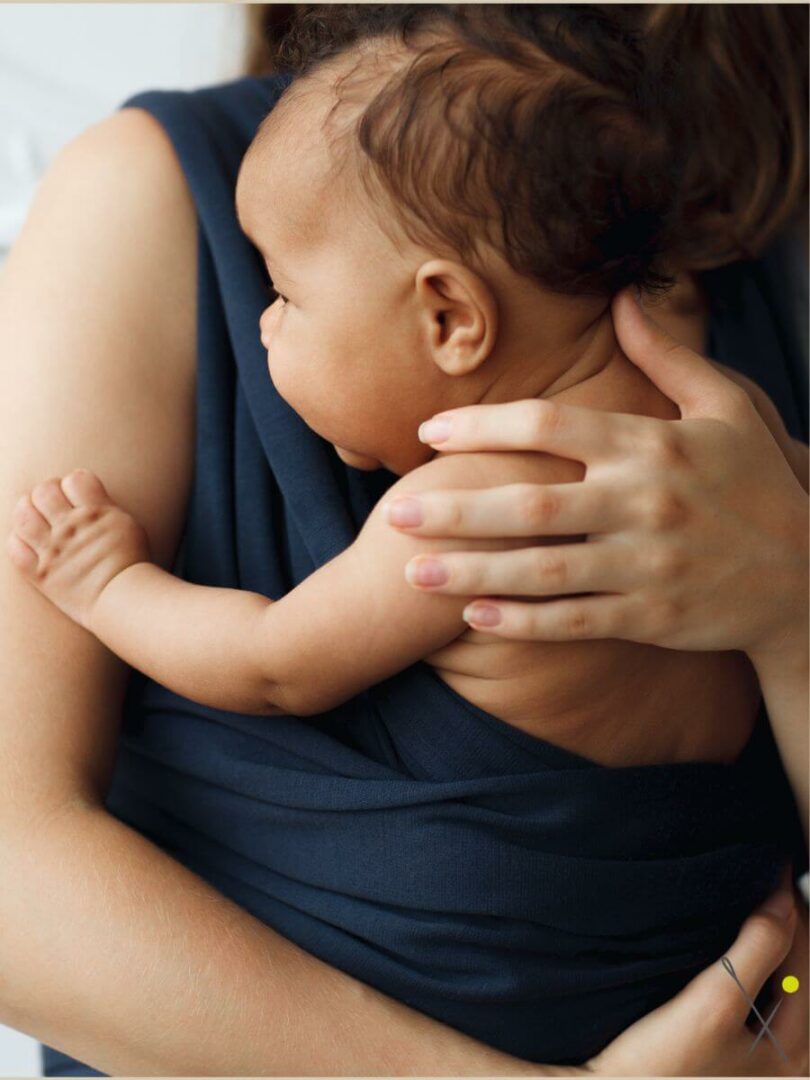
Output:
[41, 72, 807, 1076]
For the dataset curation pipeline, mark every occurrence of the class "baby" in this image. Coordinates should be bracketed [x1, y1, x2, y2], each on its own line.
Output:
[7, 16, 763, 768]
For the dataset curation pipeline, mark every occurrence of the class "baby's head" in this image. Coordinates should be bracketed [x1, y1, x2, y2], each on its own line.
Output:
[235, 6, 677, 474]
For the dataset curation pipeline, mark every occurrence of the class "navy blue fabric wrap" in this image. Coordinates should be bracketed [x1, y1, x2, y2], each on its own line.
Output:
[42, 73, 807, 1076]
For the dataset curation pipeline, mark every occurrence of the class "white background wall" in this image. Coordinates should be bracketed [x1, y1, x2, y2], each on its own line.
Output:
[0, 10, 250, 1070]
[0, 3, 249, 266]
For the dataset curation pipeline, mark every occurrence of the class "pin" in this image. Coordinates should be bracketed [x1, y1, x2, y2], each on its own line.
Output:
[748, 998, 783, 1055]
[720, 955, 788, 1062]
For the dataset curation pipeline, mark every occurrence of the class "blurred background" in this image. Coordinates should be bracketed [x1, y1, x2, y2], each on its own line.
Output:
[0, 3, 299, 272]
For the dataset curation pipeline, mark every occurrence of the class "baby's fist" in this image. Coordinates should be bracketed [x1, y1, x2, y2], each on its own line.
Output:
[7, 468, 151, 631]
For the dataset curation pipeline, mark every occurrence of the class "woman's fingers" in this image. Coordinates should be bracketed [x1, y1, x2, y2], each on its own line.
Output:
[382, 481, 629, 538]
[705, 888, 798, 1031]
[404, 540, 633, 599]
[418, 396, 651, 462]
[462, 594, 631, 640]
[611, 288, 756, 421]
[589, 882, 801, 1077]
[768, 899, 809, 1070]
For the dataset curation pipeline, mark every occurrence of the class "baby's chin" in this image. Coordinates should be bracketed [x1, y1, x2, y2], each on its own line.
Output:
[333, 445, 384, 471]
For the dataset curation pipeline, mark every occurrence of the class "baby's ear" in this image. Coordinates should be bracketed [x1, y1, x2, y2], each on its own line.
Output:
[414, 259, 498, 376]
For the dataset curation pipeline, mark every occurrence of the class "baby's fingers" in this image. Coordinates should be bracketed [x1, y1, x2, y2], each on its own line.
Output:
[30, 476, 73, 522]
[60, 467, 113, 507]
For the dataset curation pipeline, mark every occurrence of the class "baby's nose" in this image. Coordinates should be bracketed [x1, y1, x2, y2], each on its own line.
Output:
[259, 303, 281, 348]
[259, 312, 273, 349]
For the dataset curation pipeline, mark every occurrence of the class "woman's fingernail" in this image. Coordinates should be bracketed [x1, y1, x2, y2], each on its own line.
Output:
[418, 418, 451, 444]
[463, 603, 502, 627]
[405, 557, 448, 587]
[382, 497, 423, 528]
[760, 889, 794, 920]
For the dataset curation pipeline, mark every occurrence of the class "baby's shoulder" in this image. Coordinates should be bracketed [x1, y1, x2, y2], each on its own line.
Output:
[391, 447, 585, 500]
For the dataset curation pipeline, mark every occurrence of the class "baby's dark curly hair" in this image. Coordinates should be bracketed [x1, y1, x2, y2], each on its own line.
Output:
[258, 4, 807, 299]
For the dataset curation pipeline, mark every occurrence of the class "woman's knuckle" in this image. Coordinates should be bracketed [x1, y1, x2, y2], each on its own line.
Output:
[650, 595, 683, 632]
[747, 913, 791, 961]
[564, 608, 591, 638]
[441, 498, 464, 531]
[529, 399, 563, 441]
[644, 489, 687, 531]
[519, 486, 559, 529]
[725, 383, 756, 418]
[703, 995, 740, 1037]
[646, 544, 686, 581]
[647, 426, 685, 468]
[534, 548, 568, 586]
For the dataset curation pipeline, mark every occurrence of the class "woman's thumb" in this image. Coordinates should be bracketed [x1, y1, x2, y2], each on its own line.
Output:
[611, 288, 741, 418]
[660, 882, 798, 1044]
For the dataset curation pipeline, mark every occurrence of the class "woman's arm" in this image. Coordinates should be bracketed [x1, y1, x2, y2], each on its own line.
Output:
[750, 643, 809, 849]
[590, 882, 808, 1076]
[0, 110, 533, 1078]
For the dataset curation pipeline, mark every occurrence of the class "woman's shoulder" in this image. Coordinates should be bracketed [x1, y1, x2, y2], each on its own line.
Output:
[1, 107, 199, 563]
[115, 73, 291, 174]
[43, 107, 199, 368]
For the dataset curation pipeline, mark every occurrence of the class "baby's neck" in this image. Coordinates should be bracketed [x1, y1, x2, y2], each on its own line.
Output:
[387, 288, 695, 476]
[476, 300, 680, 422]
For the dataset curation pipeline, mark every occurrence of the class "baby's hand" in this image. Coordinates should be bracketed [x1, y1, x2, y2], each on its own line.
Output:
[6, 468, 151, 632]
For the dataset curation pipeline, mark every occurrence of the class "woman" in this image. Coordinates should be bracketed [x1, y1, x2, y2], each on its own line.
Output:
[0, 5, 805, 1076]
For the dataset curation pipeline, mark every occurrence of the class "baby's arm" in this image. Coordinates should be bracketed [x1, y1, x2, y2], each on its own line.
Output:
[8, 460, 540, 715]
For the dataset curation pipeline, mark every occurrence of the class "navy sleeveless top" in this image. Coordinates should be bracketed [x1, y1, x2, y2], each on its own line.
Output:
[41, 73, 807, 1076]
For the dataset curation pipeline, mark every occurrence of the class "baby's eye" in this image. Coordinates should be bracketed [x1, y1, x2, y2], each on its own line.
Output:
[268, 284, 288, 305]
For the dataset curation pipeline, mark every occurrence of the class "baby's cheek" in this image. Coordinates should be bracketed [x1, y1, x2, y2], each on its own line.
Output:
[267, 345, 304, 410]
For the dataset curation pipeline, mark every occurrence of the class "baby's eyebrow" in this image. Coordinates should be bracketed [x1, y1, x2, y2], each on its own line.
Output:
[236, 209, 278, 270]
[234, 193, 293, 283]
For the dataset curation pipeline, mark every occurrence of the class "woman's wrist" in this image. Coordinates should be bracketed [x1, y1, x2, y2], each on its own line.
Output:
[748, 594, 809, 682]
[748, 615, 809, 850]
[750, 633, 809, 685]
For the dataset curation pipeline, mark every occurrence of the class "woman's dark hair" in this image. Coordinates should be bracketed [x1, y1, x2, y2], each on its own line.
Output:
[244, 4, 808, 297]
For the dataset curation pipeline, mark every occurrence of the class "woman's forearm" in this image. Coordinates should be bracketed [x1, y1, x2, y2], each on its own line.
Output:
[751, 637, 809, 849]
[1, 803, 539, 1077]
[748, 480, 809, 849]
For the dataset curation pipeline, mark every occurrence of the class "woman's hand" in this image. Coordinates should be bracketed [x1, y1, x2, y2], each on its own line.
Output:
[586, 882, 808, 1077]
[383, 289, 809, 669]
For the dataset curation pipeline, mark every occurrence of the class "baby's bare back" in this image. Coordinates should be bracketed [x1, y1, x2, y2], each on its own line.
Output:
[428, 615, 760, 766]
[424, 350, 762, 768]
